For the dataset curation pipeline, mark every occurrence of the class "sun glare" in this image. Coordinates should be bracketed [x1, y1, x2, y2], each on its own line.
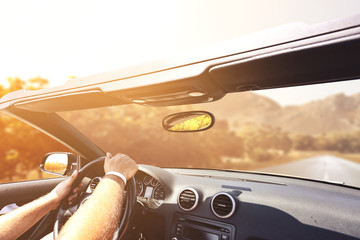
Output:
[0, 0, 359, 98]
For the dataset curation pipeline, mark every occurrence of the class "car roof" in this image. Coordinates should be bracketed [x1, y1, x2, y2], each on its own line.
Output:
[1, 13, 360, 113]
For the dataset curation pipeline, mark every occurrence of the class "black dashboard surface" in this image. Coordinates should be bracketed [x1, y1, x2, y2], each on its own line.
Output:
[124, 165, 360, 240]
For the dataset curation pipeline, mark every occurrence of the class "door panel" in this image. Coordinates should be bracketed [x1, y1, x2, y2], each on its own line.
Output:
[0, 178, 64, 239]
[0, 178, 64, 209]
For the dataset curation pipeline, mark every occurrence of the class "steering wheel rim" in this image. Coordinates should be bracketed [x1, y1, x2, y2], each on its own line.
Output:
[53, 156, 136, 240]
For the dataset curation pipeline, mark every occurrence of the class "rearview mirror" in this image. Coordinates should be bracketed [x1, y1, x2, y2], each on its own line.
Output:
[162, 111, 215, 132]
[40, 152, 78, 176]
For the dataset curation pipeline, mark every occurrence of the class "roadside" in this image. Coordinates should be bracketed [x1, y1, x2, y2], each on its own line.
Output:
[256, 154, 360, 187]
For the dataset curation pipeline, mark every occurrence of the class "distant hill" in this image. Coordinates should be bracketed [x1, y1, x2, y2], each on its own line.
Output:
[198, 92, 360, 134]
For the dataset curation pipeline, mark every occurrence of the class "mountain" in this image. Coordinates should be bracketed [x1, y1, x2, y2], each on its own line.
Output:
[277, 93, 360, 134]
[198, 92, 360, 134]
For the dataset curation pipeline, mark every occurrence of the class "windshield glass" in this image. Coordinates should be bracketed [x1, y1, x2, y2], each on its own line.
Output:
[59, 79, 360, 188]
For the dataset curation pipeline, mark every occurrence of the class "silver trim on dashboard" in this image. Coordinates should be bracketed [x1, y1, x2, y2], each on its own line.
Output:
[177, 187, 199, 211]
[88, 177, 102, 193]
[211, 192, 236, 218]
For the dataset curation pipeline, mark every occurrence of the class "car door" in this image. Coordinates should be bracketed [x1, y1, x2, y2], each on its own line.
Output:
[0, 178, 63, 239]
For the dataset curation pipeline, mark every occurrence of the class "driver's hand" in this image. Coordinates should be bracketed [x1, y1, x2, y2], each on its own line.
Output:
[104, 152, 138, 180]
[48, 170, 83, 209]
[67, 183, 83, 206]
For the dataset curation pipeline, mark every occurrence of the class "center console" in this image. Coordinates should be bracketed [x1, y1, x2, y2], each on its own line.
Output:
[171, 213, 235, 240]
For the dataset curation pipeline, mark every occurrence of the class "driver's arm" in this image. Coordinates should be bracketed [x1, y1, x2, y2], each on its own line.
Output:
[0, 171, 81, 240]
[57, 153, 138, 240]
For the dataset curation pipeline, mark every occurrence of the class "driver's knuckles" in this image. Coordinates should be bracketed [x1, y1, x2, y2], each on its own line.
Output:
[104, 153, 138, 180]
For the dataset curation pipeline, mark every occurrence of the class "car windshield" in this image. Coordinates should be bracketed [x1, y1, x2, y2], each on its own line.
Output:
[59, 79, 360, 188]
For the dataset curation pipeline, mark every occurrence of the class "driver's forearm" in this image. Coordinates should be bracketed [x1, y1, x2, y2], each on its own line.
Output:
[0, 193, 58, 240]
[57, 176, 125, 240]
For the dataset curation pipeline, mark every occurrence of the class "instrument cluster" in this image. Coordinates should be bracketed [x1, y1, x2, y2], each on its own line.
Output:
[135, 172, 165, 208]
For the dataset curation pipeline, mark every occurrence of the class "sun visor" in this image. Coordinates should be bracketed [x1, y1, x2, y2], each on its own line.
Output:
[14, 90, 126, 112]
[209, 35, 360, 92]
[7, 56, 227, 112]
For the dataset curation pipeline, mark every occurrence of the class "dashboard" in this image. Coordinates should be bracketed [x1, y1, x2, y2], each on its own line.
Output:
[86, 165, 360, 240]
[135, 171, 165, 209]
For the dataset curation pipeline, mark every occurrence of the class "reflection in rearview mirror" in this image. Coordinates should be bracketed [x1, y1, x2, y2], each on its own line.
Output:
[40, 152, 77, 176]
[162, 111, 215, 132]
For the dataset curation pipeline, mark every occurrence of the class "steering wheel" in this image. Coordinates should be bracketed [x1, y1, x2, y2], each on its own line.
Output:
[53, 156, 136, 239]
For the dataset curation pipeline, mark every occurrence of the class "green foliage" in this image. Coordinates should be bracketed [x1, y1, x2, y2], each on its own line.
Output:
[0, 76, 49, 96]
[291, 134, 315, 151]
[236, 124, 292, 162]
[0, 77, 67, 182]
[292, 131, 360, 153]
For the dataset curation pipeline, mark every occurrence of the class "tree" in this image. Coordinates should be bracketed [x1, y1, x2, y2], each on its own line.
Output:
[0, 76, 65, 182]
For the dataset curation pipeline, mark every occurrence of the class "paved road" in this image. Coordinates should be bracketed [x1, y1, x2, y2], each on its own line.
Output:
[257, 155, 360, 187]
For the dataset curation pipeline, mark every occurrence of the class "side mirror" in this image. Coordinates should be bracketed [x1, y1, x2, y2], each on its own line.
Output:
[162, 111, 215, 132]
[40, 152, 78, 176]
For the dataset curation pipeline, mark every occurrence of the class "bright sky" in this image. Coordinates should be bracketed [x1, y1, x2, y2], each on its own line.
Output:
[1, 0, 360, 106]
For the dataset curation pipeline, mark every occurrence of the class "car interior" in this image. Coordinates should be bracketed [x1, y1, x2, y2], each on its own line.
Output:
[0, 13, 360, 240]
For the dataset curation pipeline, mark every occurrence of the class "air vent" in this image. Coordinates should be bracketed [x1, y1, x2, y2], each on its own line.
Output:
[211, 192, 236, 218]
[178, 188, 199, 211]
[89, 177, 101, 192]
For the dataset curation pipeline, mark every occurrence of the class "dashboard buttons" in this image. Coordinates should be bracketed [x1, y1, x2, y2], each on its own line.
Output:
[221, 234, 230, 240]
[175, 223, 183, 236]
[172, 213, 235, 240]
[220, 228, 230, 233]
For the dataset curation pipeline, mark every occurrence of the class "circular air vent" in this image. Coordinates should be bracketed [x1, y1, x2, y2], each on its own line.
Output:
[89, 177, 101, 192]
[178, 188, 199, 211]
[211, 192, 236, 218]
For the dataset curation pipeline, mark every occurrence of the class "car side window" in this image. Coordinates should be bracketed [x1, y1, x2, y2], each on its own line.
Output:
[0, 115, 72, 183]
